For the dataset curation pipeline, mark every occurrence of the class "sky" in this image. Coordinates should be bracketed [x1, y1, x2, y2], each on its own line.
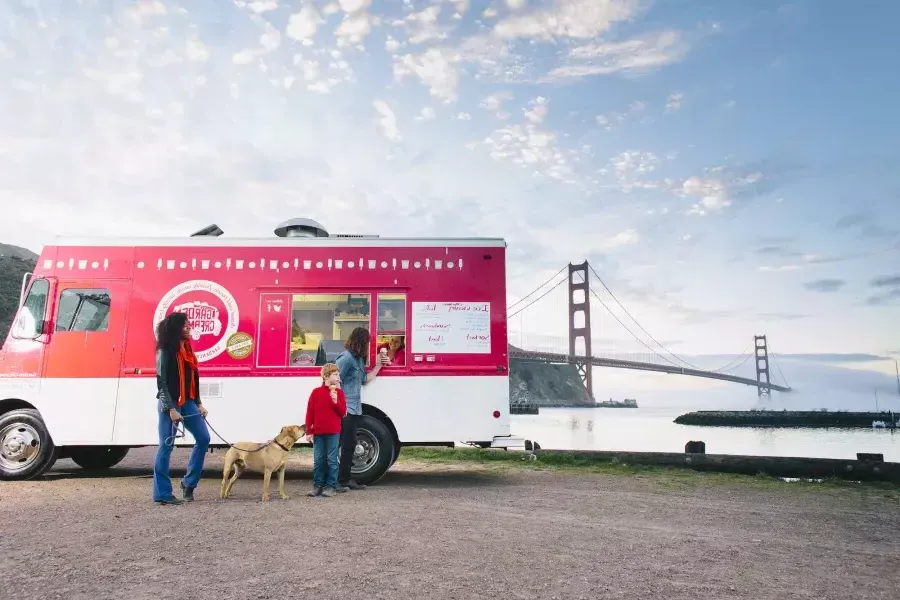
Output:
[1, 0, 899, 366]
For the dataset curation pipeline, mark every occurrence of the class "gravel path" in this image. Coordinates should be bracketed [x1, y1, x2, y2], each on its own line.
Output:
[1, 448, 898, 600]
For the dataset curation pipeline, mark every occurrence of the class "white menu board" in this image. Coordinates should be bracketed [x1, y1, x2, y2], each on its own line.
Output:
[411, 302, 491, 354]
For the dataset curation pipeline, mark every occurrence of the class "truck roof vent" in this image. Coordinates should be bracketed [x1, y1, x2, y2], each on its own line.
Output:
[274, 218, 329, 238]
[191, 224, 224, 237]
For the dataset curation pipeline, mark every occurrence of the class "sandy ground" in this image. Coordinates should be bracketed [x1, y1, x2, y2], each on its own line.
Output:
[1, 447, 898, 600]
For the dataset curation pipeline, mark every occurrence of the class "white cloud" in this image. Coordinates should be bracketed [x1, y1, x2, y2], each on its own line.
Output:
[393, 5, 450, 46]
[335, 10, 372, 45]
[506, 0, 528, 10]
[385, 36, 402, 53]
[373, 100, 401, 142]
[247, 1, 279, 13]
[339, 0, 371, 12]
[602, 228, 640, 250]
[596, 100, 647, 130]
[475, 97, 575, 182]
[127, 0, 167, 23]
[455, 112, 472, 120]
[610, 150, 661, 191]
[683, 177, 730, 214]
[185, 39, 209, 62]
[665, 91, 684, 112]
[544, 30, 688, 82]
[415, 107, 437, 121]
[494, 0, 641, 41]
[480, 92, 512, 119]
[524, 96, 548, 124]
[393, 47, 459, 103]
[286, 5, 320, 44]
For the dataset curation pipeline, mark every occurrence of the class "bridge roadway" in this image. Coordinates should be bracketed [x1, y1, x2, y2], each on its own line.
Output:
[508, 350, 792, 392]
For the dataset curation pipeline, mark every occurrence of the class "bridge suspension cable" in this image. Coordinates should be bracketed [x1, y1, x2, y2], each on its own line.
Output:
[587, 264, 760, 374]
[767, 343, 791, 388]
[712, 346, 753, 373]
[587, 287, 683, 367]
[587, 266, 716, 370]
[508, 276, 567, 321]
[507, 265, 567, 312]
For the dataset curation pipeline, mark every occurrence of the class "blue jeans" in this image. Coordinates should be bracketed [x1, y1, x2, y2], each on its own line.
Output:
[153, 400, 211, 501]
[313, 434, 339, 489]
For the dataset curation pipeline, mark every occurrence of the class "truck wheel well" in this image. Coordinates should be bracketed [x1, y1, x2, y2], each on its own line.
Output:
[362, 404, 400, 447]
[0, 398, 36, 416]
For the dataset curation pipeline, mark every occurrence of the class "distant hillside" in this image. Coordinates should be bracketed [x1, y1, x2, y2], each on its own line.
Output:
[508, 344, 593, 407]
[0, 253, 36, 341]
[0, 243, 38, 261]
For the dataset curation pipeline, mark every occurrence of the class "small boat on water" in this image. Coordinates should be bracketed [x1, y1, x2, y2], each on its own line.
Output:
[596, 398, 638, 408]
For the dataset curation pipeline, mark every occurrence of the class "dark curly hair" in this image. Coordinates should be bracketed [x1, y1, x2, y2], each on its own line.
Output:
[344, 326, 370, 358]
[156, 312, 187, 353]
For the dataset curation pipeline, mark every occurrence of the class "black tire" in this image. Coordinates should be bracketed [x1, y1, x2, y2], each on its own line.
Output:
[0, 408, 59, 480]
[68, 446, 130, 470]
[390, 444, 401, 466]
[350, 415, 395, 485]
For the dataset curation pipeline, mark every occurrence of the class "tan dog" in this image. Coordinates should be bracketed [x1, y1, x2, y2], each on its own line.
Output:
[219, 425, 306, 501]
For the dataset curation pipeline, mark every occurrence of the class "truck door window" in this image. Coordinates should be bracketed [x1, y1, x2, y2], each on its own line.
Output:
[12, 278, 49, 338]
[376, 293, 406, 367]
[290, 293, 370, 366]
[55, 289, 111, 332]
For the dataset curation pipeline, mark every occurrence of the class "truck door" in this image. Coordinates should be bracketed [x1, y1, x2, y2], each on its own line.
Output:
[40, 280, 132, 444]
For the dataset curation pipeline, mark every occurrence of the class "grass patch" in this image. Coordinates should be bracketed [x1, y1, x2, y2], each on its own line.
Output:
[397, 447, 900, 494]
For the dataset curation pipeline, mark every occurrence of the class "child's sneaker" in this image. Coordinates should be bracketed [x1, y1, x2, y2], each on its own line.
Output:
[321, 487, 336, 498]
[307, 486, 323, 497]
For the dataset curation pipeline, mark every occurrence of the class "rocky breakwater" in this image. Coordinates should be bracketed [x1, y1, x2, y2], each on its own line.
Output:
[675, 410, 900, 429]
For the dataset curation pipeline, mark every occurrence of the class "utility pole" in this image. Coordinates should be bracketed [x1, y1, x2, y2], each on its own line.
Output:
[895, 360, 899, 399]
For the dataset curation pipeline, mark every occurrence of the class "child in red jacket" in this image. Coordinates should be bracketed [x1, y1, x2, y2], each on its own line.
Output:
[306, 363, 347, 498]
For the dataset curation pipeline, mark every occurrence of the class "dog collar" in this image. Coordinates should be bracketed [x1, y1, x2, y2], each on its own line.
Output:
[273, 440, 291, 452]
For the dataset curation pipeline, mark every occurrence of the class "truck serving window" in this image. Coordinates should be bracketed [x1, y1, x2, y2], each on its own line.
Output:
[376, 293, 406, 367]
[55, 289, 111, 332]
[289, 293, 370, 366]
[12, 278, 49, 338]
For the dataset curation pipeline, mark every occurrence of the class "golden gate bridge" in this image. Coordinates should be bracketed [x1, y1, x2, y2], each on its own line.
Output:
[507, 261, 793, 401]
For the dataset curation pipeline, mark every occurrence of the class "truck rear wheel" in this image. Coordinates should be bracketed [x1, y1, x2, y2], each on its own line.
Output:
[0, 408, 59, 480]
[350, 415, 395, 485]
[68, 446, 130, 470]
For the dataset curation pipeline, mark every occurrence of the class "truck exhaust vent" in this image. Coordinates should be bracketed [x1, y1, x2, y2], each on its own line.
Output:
[191, 224, 224, 237]
[274, 218, 329, 238]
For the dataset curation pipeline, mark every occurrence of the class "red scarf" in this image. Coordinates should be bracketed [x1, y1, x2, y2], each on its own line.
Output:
[176, 340, 199, 407]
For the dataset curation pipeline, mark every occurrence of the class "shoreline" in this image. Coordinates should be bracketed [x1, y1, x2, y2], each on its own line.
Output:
[400, 446, 900, 486]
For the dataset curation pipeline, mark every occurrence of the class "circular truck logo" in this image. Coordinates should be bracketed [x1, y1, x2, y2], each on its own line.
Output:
[226, 332, 254, 360]
[153, 280, 239, 363]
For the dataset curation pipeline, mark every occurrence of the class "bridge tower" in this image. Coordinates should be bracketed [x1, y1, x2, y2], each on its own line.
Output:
[754, 335, 771, 398]
[568, 261, 594, 400]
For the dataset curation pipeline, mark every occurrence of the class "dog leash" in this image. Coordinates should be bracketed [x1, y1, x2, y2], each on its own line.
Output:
[165, 413, 286, 453]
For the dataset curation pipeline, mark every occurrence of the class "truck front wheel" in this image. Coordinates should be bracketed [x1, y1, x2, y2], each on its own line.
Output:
[68, 446, 130, 470]
[0, 408, 59, 480]
[350, 415, 395, 485]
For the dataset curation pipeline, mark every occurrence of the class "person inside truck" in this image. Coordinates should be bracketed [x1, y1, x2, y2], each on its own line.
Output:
[334, 326, 390, 491]
[152, 311, 211, 505]
[376, 335, 406, 367]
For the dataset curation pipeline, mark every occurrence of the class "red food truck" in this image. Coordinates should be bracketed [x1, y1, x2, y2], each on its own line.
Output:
[0, 218, 519, 482]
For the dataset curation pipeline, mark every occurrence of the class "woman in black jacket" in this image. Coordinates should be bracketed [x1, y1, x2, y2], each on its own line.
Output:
[152, 312, 211, 505]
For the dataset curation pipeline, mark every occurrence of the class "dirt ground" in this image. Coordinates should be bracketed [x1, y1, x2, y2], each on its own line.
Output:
[1, 448, 898, 600]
